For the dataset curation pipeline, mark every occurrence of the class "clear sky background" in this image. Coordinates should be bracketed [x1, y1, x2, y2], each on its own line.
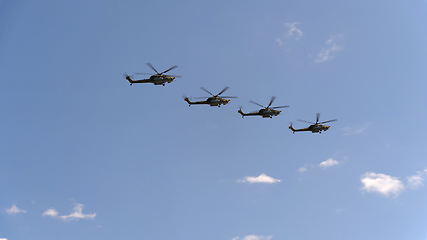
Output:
[1, 0, 427, 239]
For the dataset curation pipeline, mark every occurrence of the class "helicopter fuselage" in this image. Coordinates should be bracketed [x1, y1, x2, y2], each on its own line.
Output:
[238, 108, 281, 118]
[126, 75, 175, 86]
[185, 97, 230, 107]
[258, 108, 281, 118]
[308, 124, 330, 133]
[289, 124, 330, 133]
[148, 75, 176, 85]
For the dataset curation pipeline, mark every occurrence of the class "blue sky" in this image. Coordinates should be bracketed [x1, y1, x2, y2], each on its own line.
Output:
[1, 0, 427, 239]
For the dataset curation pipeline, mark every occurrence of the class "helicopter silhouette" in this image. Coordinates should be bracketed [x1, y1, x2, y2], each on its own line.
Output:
[125, 63, 181, 86]
[238, 97, 289, 118]
[289, 113, 337, 133]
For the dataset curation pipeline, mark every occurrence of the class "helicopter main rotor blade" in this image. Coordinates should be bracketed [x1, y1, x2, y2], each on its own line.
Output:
[249, 100, 265, 108]
[272, 105, 289, 109]
[134, 72, 152, 75]
[146, 63, 159, 74]
[267, 96, 276, 108]
[193, 97, 211, 99]
[216, 87, 229, 96]
[200, 87, 215, 96]
[123, 73, 137, 78]
[298, 119, 315, 124]
[320, 119, 337, 124]
[220, 96, 238, 98]
[316, 113, 320, 123]
[161, 65, 178, 74]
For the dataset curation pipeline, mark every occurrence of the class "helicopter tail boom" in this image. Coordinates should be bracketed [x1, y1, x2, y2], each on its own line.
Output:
[289, 123, 310, 133]
[125, 75, 152, 85]
[184, 98, 206, 105]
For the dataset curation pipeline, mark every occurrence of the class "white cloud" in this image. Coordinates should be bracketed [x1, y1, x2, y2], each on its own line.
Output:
[233, 235, 273, 240]
[0, 238, 8, 240]
[42, 204, 96, 221]
[361, 172, 405, 197]
[315, 34, 343, 63]
[5, 205, 26, 215]
[285, 22, 303, 39]
[276, 22, 303, 47]
[60, 204, 96, 220]
[407, 169, 427, 189]
[239, 173, 281, 184]
[42, 208, 59, 217]
[297, 167, 308, 173]
[319, 158, 339, 168]
[407, 175, 423, 188]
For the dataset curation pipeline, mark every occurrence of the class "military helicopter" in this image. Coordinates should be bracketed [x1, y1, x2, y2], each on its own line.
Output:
[184, 87, 237, 107]
[289, 113, 337, 133]
[238, 97, 289, 118]
[125, 63, 180, 86]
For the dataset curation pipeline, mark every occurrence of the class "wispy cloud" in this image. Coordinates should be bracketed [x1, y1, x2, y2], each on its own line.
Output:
[0, 238, 8, 240]
[361, 172, 405, 197]
[285, 22, 303, 39]
[5, 205, 26, 215]
[275, 38, 284, 48]
[407, 169, 427, 189]
[42, 208, 59, 217]
[298, 158, 340, 173]
[238, 173, 281, 184]
[232, 235, 273, 240]
[319, 158, 339, 168]
[276, 22, 303, 47]
[342, 123, 371, 136]
[315, 34, 343, 63]
[42, 203, 96, 221]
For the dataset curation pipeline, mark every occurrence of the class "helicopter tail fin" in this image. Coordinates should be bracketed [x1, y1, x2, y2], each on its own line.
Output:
[184, 97, 192, 105]
[289, 122, 296, 133]
[238, 107, 245, 118]
[125, 75, 134, 85]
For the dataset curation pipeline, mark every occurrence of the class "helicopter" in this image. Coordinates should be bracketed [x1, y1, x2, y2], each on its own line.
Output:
[184, 87, 237, 107]
[125, 63, 180, 86]
[238, 97, 289, 118]
[289, 113, 337, 133]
